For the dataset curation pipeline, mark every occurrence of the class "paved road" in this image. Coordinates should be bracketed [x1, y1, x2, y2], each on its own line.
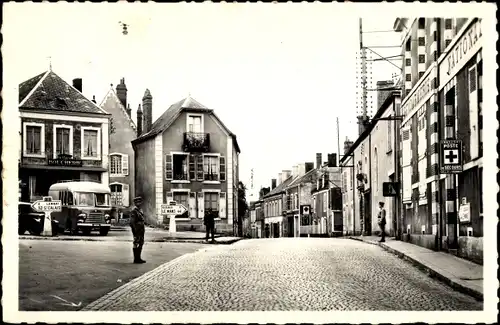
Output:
[19, 240, 206, 311]
[85, 238, 482, 311]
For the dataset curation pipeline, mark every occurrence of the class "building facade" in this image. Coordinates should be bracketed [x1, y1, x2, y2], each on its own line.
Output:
[132, 96, 240, 234]
[263, 171, 292, 238]
[18, 70, 110, 202]
[394, 17, 483, 264]
[100, 78, 137, 210]
[340, 92, 401, 237]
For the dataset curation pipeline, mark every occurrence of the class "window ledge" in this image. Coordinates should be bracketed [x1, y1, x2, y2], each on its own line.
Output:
[203, 181, 221, 185]
[82, 156, 101, 161]
[110, 174, 127, 178]
[23, 153, 45, 158]
[171, 180, 190, 184]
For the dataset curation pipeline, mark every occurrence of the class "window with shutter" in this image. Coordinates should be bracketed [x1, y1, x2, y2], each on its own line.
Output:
[166, 191, 174, 204]
[219, 156, 226, 181]
[122, 184, 130, 206]
[165, 154, 173, 180]
[189, 155, 196, 180]
[196, 155, 204, 181]
[122, 154, 129, 175]
[219, 192, 226, 218]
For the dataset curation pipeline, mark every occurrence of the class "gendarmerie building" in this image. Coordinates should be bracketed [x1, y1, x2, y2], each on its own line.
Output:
[18, 70, 110, 202]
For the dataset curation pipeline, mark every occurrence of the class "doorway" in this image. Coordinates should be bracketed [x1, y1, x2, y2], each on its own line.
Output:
[364, 190, 372, 235]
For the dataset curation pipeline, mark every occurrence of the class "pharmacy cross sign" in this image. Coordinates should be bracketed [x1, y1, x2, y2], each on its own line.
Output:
[440, 139, 463, 174]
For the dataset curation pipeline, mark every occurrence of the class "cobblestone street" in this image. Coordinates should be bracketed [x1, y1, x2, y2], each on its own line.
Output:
[84, 238, 482, 311]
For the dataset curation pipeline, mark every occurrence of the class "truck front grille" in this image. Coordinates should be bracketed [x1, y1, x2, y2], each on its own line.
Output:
[87, 213, 104, 224]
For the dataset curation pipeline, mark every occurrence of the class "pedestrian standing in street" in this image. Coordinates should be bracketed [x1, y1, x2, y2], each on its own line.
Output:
[377, 201, 387, 242]
[130, 196, 146, 264]
[204, 208, 216, 242]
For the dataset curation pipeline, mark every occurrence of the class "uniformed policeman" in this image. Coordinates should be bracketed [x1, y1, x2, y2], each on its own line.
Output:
[130, 196, 146, 264]
[204, 208, 216, 242]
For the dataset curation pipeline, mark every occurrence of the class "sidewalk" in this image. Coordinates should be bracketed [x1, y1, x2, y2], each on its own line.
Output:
[349, 236, 483, 301]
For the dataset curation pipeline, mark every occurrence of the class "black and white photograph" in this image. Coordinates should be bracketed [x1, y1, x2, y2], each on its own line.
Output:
[1, 2, 497, 324]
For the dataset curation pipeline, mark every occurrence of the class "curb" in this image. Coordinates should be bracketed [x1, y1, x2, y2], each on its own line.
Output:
[81, 246, 209, 311]
[348, 237, 483, 302]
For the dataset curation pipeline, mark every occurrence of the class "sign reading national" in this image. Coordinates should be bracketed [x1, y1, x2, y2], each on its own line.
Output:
[440, 139, 463, 174]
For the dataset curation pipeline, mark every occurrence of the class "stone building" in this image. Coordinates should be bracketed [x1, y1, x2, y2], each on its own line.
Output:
[18, 70, 110, 202]
[131, 95, 240, 234]
[99, 78, 137, 209]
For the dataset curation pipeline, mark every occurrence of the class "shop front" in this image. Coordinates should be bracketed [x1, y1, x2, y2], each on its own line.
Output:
[437, 18, 483, 264]
[19, 157, 106, 203]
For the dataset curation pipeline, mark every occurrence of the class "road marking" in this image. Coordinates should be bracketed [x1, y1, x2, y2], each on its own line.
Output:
[50, 295, 82, 307]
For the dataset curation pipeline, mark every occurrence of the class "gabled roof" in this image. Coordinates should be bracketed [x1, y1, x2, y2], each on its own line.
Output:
[132, 96, 240, 152]
[263, 175, 295, 199]
[99, 87, 137, 131]
[19, 70, 109, 115]
[286, 168, 318, 188]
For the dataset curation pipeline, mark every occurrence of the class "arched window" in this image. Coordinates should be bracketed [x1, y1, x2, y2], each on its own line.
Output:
[109, 153, 129, 176]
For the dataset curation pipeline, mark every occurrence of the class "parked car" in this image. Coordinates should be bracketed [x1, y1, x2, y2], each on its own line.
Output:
[18, 202, 59, 236]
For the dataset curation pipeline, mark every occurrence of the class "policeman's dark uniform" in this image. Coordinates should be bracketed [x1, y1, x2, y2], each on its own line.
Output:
[204, 208, 216, 242]
[130, 196, 146, 264]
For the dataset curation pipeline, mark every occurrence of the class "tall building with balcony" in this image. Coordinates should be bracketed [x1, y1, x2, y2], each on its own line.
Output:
[131, 95, 240, 234]
[18, 70, 111, 202]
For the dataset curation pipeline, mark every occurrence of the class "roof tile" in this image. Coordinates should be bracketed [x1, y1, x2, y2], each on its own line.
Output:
[19, 71, 107, 115]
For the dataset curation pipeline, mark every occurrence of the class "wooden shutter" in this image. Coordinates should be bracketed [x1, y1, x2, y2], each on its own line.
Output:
[189, 154, 196, 181]
[122, 154, 129, 175]
[166, 191, 173, 204]
[219, 192, 226, 218]
[189, 192, 197, 218]
[165, 154, 173, 180]
[469, 65, 479, 160]
[219, 156, 226, 181]
[196, 155, 204, 181]
[122, 184, 130, 207]
[197, 192, 204, 218]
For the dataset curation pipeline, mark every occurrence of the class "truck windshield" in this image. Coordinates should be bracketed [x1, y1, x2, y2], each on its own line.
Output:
[96, 193, 110, 207]
[75, 192, 95, 207]
[74, 192, 111, 207]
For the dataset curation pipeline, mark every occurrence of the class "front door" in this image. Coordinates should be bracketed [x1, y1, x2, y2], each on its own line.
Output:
[364, 190, 372, 235]
[287, 217, 294, 237]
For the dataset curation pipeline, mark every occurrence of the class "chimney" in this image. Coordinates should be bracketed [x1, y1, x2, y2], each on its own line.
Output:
[376, 80, 394, 110]
[142, 89, 153, 133]
[328, 153, 337, 167]
[91, 95, 96, 104]
[292, 165, 298, 178]
[344, 137, 354, 155]
[136, 104, 143, 136]
[316, 153, 322, 170]
[305, 162, 314, 173]
[282, 170, 291, 183]
[116, 78, 128, 109]
[298, 163, 306, 177]
[277, 173, 282, 185]
[126, 104, 132, 117]
[72, 78, 82, 92]
[271, 179, 277, 190]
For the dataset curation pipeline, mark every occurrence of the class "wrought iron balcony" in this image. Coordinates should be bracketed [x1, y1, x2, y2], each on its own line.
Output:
[182, 132, 210, 153]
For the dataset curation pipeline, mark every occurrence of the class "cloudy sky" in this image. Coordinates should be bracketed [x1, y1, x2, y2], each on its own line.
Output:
[5, 2, 403, 199]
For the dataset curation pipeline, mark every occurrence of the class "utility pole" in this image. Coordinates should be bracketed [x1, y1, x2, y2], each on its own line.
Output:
[359, 18, 367, 123]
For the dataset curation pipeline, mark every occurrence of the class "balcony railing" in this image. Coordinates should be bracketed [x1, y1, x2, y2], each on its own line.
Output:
[182, 132, 210, 153]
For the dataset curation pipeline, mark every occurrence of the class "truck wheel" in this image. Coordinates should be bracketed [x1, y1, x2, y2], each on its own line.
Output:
[99, 227, 109, 236]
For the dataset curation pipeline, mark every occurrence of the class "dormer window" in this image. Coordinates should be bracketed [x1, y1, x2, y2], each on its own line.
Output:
[187, 115, 202, 133]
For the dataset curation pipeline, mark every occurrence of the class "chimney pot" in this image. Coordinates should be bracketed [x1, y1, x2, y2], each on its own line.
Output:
[72, 78, 82, 92]
[305, 162, 314, 173]
[137, 104, 143, 136]
[91, 95, 96, 104]
[116, 78, 128, 109]
[271, 179, 277, 190]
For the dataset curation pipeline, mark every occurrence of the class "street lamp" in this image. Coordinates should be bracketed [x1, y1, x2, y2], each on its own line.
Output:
[370, 113, 404, 240]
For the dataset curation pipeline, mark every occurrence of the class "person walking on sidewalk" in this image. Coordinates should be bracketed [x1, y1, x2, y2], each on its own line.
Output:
[204, 208, 216, 242]
[377, 201, 387, 242]
[130, 196, 146, 264]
